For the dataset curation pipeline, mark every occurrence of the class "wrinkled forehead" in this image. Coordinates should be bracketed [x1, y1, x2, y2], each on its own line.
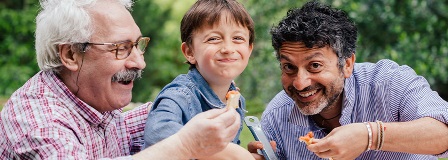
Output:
[280, 42, 320, 53]
[280, 42, 336, 59]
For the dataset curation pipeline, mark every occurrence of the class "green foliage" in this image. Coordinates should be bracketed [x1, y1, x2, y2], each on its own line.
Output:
[0, 2, 40, 97]
[1, 0, 447, 104]
[324, 0, 448, 98]
[131, 0, 195, 102]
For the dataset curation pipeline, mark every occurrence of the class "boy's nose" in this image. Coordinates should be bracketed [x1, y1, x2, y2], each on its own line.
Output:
[220, 42, 235, 54]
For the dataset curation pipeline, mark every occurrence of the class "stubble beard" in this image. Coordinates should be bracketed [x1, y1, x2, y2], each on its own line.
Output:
[287, 74, 345, 116]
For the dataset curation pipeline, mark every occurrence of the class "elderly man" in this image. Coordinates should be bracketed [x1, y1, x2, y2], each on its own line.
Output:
[0, 0, 241, 159]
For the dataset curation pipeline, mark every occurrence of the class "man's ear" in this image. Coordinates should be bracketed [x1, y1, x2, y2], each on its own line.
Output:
[343, 54, 356, 78]
[181, 42, 196, 64]
[59, 44, 80, 71]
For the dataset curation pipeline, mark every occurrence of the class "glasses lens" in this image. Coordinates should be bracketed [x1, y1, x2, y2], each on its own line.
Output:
[115, 37, 149, 59]
[138, 37, 149, 53]
[115, 42, 132, 59]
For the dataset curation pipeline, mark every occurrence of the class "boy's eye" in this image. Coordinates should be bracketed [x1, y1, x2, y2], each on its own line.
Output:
[234, 36, 245, 41]
[207, 37, 221, 42]
[233, 36, 247, 43]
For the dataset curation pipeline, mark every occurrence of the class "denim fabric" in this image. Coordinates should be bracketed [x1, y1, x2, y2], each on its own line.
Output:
[143, 68, 245, 148]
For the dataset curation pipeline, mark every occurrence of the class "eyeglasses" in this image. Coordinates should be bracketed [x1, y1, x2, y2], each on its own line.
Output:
[76, 37, 150, 60]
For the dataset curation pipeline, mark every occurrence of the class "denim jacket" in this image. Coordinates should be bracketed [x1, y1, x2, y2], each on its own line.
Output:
[143, 68, 246, 148]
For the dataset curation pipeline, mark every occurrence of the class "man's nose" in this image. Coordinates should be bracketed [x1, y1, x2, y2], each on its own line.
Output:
[293, 70, 311, 91]
[125, 47, 146, 70]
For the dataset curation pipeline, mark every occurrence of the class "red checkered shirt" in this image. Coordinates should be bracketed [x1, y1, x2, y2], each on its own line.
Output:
[0, 71, 151, 160]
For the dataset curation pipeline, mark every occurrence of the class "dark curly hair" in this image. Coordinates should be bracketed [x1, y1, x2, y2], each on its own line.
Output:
[271, 1, 357, 68]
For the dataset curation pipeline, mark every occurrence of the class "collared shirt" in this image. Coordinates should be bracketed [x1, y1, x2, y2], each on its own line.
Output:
[261, 59, 448, 160]
[143, 67, 245, 148]
[0, 71, 150, 160]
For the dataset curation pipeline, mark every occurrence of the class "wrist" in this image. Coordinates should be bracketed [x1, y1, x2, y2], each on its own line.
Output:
[363, 122, 373, 151]
[370, 122, 378, 150]
[375, 120, 385, 150]
[132, 134, 192, 160]
[173, 134, 195, 158]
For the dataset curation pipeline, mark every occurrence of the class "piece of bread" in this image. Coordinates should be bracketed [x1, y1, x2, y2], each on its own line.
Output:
[225, 90, 240, 109]
[299, 131, 314, 145]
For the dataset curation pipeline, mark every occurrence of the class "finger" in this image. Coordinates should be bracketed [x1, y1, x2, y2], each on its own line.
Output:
[217, 108, 239, 128]
[201, 108, 227, 119]
[247, 141, 263, 153]
[248, 141, 267, 160]
[313, 148, 333, 159]
[225, 111, 240, 138]
[310, 138, 321, 143]
[307, 138, 327, 152]
[251, 153, 266, 160]
[270, 141, 277, 151]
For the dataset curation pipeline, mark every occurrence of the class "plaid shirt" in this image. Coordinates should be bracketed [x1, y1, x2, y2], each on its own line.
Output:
[0, 71, 150, 160]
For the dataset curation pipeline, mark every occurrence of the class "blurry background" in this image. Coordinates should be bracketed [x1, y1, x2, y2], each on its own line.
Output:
[1, 0, 448, 156]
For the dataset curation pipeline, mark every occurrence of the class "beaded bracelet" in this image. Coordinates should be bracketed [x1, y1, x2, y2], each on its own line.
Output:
[377, 120, 385, 150]
[375, 120, 381, 150]
[363, 122, 372, 151]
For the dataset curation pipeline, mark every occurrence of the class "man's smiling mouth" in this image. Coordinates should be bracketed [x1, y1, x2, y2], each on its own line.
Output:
[298, 90, 318, 98]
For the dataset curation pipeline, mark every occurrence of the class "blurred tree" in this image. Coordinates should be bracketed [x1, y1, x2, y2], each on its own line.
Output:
[131, 0, 195, 102]
[237, 0, 304, 107]
[0, 0, 447, 104]
[0, 1, 39, 97]
[324, 0, 448, 99]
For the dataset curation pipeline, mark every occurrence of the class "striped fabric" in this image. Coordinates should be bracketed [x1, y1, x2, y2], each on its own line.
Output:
[0, 71, 150, 160]
[261, 59, 448, 160]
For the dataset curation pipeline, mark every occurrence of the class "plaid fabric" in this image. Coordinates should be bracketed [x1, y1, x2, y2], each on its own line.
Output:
[0, 71, 150, 160]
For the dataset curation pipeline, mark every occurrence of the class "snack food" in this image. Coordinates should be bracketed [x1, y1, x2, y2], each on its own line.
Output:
[299, 131, 314, 145]
[225, 90, 240, 109]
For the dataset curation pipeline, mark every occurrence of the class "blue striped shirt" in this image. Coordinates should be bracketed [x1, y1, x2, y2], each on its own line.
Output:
[261, 59, 448, 160]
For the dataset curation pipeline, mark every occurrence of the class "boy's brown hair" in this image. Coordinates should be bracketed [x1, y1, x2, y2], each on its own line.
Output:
[180, 0, 255, 48]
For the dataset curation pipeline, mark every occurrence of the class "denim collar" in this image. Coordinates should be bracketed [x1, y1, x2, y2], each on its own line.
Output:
[187, 68, 238, 109]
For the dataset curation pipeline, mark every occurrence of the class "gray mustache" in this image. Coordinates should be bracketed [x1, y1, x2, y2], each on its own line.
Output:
[111, 69, 143, 82]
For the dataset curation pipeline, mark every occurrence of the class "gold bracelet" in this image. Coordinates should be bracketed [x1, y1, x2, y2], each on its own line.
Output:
[363, 122, 372, 151]
[375, 120, 381, 150]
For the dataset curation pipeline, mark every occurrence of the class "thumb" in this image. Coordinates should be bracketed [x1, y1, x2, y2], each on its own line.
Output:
[247, 141, 263, 153]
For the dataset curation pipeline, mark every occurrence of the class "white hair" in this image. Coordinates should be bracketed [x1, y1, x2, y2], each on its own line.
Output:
[35, 0, 134, 73]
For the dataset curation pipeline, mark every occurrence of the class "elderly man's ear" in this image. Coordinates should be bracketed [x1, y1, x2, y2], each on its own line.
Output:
[59, 44, 80, 71]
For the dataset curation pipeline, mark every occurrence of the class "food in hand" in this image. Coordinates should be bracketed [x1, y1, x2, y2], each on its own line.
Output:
[225, 90, 240, 109]
[299, 131, 314, 145]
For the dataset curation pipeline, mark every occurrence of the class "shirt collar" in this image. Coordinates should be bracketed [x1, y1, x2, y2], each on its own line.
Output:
[187, 68, 238, 109]
[339, 70, 356, 125]
[44, 70, 118, 126]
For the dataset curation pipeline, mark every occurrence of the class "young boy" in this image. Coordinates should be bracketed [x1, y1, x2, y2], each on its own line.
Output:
[143, 0, 254, 159]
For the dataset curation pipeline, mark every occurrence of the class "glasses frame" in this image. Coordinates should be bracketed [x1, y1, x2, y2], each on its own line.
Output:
[76, 37, 150, 60]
